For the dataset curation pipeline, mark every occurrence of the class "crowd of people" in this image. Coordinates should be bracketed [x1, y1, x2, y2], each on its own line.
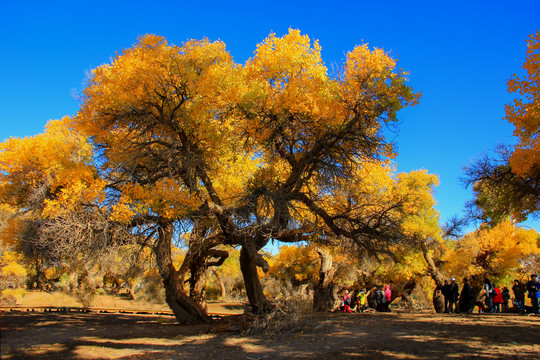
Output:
[443, 274, 540, 314]
[339, 284, 392, 313]
[338, 274, 540, 314]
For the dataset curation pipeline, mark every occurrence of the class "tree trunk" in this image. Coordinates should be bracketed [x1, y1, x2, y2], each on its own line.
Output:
[212, 269, 227, 300]
[189, 262, 208, 311]
[240, 246, 272, 314]
[399, 278, 417, 309]
[188, 248, 229, 309]
[154, 223, 211, 324]
[313, 248, 337, 312]
[420, 241, 444, 287]
[420, 241, 446, 313]
[432, 287, 445, 313]
[126, 283, 137, 301]
[27, 258, 47, 290]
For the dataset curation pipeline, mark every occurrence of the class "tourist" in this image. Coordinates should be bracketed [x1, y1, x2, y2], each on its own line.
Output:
[384, 285, 392, 312]
[356, 289, 369, 312]
[375, 285, 386, 312]
[512, 279, 525, 313]
[459, 277, 474, 313]
[441, 280, 451, 313]
[447, 277, 459, 313]
[483, 278, 494, 313]
[492, 284, 503, 313]
[501, 287, 510, 312]
[526, 274, 540, 314]
[342, 290, 353, 313]
[350, 290, 360, 312]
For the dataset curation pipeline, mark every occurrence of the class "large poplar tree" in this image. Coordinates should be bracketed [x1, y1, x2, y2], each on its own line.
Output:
[2, 30, 423, 323]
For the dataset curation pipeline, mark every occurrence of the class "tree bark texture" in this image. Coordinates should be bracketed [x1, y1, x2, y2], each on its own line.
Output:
[398, 278, 417, 309]
[312, 248, 337, 312]
[239, 246, 272, 314]
[212, 269, 227, 300]
[189, 261, 208, 311]
[154, 223, 211, 324]
[432, 286, 445, 313]
[420, 241, 446, 313]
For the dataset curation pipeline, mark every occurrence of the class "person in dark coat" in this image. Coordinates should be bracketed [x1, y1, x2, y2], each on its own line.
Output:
[459, 277, 473, 313]
[512, 279, 525, 313]
[375, 285, 386, 312]
[442, 280, 451, 313]
[501, 287, 510, 312]
[526, 274, 540, 314]
[447, 277, 459, 313]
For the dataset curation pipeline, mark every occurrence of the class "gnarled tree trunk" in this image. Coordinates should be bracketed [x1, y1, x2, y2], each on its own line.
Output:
[240, 246, 272, 314]
[212, 269, 227, 300]
[188, 261, 208, 311]
[398, 278, 417, 309]
[176, 222, 229, 310]
[313, 247, 336, 312]
[421, 241, 445, 313]
[154, 223, 211, 324]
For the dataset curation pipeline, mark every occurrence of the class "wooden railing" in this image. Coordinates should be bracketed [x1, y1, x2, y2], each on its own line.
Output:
[0, 306, 230, 318]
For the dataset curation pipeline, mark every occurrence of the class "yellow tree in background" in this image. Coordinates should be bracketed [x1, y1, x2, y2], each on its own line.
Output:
[443, 219, 539, 287]
[507, 31, 540, 179]
[464, 32, 540, 224]
[0, 118, 109, 291]
[0, 117, 100, 215]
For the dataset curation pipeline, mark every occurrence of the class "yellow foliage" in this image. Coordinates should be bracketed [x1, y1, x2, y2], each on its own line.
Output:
[268, 244, 320, 284]
[506, 31, 540, 178]
[240, 28, 418, 164]
[377, 247, 428, 284]
[443, 219, 539, 281]
[1, 251, 27, 277]
[322, 160, 441, 244]
[172, 247, 186, 270]
[0, 208, 26, 247]
[0, 116, 102, 218]
[78, 34, 238, 165]
[74, 34, 254, 221]
[213, 247, 241, 278]
[2, 288, 26, 300]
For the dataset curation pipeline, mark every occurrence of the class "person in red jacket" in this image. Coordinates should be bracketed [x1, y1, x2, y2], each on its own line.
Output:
[341, 290, 353, 313]
[492, 284, 504, 313]
[384, 285, 392, 312]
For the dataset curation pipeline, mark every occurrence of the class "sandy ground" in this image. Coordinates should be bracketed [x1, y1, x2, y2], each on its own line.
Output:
[1, 309, 539, 359]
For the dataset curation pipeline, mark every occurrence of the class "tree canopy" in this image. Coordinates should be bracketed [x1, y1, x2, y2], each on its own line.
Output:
[0, 29, 457, 322]
[507, 31, 540, 179]
[465, 31, 540, 225]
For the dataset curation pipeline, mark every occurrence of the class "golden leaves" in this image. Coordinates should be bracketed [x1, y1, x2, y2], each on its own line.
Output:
[78, 34, 238, 163]
[443, 219, 540, 281]
[506, 31, 540, 177]
[344, 44, 396, 81]
[1, 251, 27, 277]
[0, 116, 101, 217]
[3, 30, 422, 237]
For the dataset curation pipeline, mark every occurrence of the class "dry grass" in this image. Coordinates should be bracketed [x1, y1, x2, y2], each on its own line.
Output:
[8, 290, 246, 316]
[242, 299, 311, 336]
[13, 290, 170, 311]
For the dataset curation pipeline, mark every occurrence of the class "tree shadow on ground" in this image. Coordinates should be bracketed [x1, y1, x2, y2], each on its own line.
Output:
[2, 311, 539, 359]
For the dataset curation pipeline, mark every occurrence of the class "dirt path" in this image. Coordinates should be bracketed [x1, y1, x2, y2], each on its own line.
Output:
[1, 310, 538, 359]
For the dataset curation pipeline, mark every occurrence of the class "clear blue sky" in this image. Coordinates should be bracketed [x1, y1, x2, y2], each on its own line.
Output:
[1, 0, 539, 231]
